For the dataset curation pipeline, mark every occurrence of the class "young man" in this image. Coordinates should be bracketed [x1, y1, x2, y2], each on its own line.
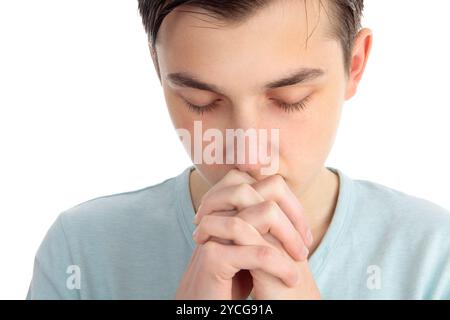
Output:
[27, 0, 450, 299]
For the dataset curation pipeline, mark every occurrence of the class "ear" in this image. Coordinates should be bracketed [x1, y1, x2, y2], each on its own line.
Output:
[148, 42, 162, 84]
[345, 28, 373, 100]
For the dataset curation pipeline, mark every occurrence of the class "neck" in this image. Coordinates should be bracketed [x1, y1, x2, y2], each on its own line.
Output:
[188, 166, 339, 255]
[291, 167, 339, 254]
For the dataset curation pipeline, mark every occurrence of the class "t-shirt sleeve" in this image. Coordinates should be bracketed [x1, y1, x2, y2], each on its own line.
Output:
[26, 212, 80, 299]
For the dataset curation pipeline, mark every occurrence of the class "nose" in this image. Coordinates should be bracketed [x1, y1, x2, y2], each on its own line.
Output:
[229, 99, 260, 130]
[224, 101, 277, 178]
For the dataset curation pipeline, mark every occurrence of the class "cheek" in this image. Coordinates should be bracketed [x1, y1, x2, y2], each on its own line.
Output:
[279, 92, 343, 167]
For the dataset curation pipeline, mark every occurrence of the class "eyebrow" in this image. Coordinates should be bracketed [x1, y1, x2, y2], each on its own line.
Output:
[166, 67, 325, 95]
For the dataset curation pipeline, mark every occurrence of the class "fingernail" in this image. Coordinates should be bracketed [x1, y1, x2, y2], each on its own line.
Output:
[192, 226, 199, 238]
[193, 204, 203, 224]
[306, 229, 313, 246]
[301, 246, 309, 259]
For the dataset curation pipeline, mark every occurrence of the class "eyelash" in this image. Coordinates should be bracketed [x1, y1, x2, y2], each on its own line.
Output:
[184, 100, 220, 115]
[274, 96, 311, 113]
[183, 96, 311, 115]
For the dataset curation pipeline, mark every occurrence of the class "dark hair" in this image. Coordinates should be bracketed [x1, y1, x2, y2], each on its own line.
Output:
[138, 0, 364, 77]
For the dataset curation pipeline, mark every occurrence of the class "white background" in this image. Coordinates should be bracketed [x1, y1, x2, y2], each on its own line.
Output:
[0, 0, 449, 299]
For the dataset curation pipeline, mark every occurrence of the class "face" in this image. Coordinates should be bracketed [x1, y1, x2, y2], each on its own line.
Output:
[153, 0, 365, 194]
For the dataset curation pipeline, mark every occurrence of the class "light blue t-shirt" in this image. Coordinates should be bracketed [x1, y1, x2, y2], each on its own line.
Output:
[26, 166, 450, 299]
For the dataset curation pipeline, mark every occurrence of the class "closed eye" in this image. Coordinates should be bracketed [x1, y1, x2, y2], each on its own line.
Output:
[182, 99, 221, 115]
[182, 95, 311, 115]
[272, 95, 311, 113]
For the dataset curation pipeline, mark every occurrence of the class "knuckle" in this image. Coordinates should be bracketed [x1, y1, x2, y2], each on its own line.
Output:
[256, 246, 274, 262]
[262, 175, 285, 199]
[270, 174, 285, 187]
[262, 199, 277, 211]
[263, 200, 279, 217]
[231, 183, 255, 203]
[272, 174, 289, 194]
[227, 216, 244, 235]
[236, 182, 253, 195]
[228, 168, 244, 181]
[260, 201, 279, 228]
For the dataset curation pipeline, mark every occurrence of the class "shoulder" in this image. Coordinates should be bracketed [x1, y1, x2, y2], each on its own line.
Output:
[348, 175, 450, 243]
[346, 176, 450, 298]
[28, 168, 191, 299]
[60, 170, 183, 230]
[353, 177, 450, 224]
[50, 168, 192, 253]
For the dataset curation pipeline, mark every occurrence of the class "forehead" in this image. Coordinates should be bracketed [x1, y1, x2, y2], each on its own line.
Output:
[156, 0, 338, 91]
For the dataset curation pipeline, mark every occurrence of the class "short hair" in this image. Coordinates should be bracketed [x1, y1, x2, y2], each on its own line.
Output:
[138, 0, 364, 77]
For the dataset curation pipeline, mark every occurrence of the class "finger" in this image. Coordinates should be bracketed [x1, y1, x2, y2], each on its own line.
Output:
[201, 169, 256, 200]
[252, 174, 314, 247]
[194, 183, 264, 224]
[193, 169, 312, 249]
[199, 210, 237, 245]
[206, 211, 286, 254]
[237, 200, 309, 261]
[207, 242, 299, 288]
[193, 169, 256, 224]
[193, 214, 266, 247]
